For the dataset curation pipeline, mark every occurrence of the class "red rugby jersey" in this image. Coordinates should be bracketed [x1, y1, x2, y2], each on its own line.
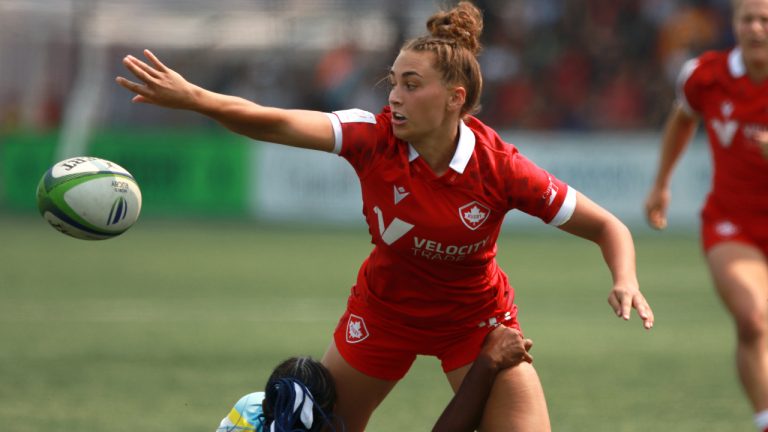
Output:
[678, 48, 768, 217]
[326, 107, 576, 326]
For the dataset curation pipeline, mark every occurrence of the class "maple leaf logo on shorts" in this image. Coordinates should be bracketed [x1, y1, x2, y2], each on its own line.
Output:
[346, 314, 370, 343]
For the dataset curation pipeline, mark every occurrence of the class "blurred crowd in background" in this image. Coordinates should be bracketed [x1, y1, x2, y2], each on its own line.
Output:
[0, 0, 734, 133]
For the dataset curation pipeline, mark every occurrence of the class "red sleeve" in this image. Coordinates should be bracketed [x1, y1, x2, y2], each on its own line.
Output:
[678, 51, 720, 116]
[329, 107, 393, 178]
[505, 151, 575, 226]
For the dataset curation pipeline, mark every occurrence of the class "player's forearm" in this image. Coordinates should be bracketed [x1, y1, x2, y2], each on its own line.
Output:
[652, 105, 698, 189]
[190, 90, 334, 151]
[192, 88, 284, 140]
[560, 194, 636, 284]
[432, 356, 499, 432]
[595, 217, 637, 287]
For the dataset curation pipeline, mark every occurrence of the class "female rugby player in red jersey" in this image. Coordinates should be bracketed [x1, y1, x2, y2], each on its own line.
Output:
[645, 1, 768, 430]
[117, 2, 654, 430]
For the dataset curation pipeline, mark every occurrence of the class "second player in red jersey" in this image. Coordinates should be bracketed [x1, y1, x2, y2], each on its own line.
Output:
[679, 48, 768, 232]
[645, 1, 768, 430]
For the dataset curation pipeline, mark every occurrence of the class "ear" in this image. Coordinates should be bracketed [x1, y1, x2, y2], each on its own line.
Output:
[447, 86, 466, 112]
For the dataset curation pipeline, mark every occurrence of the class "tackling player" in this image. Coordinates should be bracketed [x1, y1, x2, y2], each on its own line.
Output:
[645, 0, 768, 430]
[117, 2, 654, 430]
[216, 326, 533, 432]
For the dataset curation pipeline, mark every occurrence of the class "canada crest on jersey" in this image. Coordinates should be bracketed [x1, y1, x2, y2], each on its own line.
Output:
[345, 314, 369, 344]
[459, 201, 491, 231]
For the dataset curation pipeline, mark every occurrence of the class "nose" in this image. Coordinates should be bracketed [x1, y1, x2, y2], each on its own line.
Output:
[747, 16, 768, 34]
[388, 86, 401, 106]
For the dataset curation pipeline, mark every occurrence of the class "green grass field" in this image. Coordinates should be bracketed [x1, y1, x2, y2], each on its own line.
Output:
[0, 214, 751, 431]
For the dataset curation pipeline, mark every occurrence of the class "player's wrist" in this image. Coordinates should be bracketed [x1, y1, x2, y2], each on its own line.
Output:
[652, 176, 672, 190]
[474, 350, 502, 374]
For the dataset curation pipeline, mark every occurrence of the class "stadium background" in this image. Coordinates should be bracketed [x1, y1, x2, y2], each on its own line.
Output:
[0, 0, 751, 431]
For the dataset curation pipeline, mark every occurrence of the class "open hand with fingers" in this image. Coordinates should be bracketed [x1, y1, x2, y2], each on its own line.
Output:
[115, 49, 200, 110]
[608, 280, 654, 330]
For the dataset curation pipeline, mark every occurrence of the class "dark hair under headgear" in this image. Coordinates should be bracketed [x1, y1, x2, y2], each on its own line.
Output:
[261, 357, 340, 432]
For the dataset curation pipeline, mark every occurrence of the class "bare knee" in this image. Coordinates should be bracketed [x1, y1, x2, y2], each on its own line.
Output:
[734, 310, 768, 345]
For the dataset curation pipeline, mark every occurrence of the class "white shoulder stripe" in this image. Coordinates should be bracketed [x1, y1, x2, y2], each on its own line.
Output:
[334, 108, 376, 124]
[548, 186, 577, 226]
[325, 112, 343, 154]
[728, 48, 746, 78]
[676, 58, 700, 117]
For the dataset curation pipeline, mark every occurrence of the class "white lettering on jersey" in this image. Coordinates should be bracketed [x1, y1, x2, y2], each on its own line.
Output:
[334, 109, 376, 124]
[393, 185, 410, 205]
[373, 206, 414, 245]
[411, 236, 489, 261]
[711, 118, 738, 148]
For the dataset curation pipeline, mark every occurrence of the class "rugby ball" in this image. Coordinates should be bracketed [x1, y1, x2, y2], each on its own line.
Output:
[36, 156, 142, 240]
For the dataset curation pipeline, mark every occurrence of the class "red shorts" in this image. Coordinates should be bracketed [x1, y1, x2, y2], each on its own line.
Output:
[701, 202, 768, 257]
[332, 299, 521, 381]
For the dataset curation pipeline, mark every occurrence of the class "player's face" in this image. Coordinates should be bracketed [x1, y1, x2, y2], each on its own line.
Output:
[734, 0, 768, 66]
[388, 50, 455, 143]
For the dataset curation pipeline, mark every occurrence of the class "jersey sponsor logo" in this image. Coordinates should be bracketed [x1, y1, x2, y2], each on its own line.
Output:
[373, 206, 414, 245]
[346, 314, 369, 343]
[393, 185, 410, 204]
[458, 201, 490, 230]
[411, 236, 490, 261]
[334, 108, 376, 124]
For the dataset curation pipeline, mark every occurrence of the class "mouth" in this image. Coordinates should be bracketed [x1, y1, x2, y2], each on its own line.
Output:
[745, 38, 767, 47]
[392, 111, 407, 125]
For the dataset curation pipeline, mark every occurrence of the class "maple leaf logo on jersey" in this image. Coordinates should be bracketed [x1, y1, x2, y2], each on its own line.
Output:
[458, 201, 491, 231]
[345, 314, 369, 344]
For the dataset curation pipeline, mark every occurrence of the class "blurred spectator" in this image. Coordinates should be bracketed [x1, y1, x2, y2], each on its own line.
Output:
[312, 42, 364, 112]
[0, 0, 740, 133]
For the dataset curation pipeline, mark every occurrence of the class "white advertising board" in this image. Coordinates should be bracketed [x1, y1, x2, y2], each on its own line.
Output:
[250, 131, 711, 232]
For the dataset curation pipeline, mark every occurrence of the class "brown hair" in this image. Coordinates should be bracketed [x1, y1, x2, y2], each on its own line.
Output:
[402, 1, 484, 116]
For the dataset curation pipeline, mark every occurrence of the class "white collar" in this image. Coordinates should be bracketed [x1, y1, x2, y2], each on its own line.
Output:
[728, 48, 746, 78]
[407, 120, 476, 174]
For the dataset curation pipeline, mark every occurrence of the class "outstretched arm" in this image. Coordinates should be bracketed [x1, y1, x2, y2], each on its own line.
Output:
[644, 103, 698, 230]
[432, 326, 533, 432]
[559, 192, 654, 330]
[115, 49, 335, 152]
